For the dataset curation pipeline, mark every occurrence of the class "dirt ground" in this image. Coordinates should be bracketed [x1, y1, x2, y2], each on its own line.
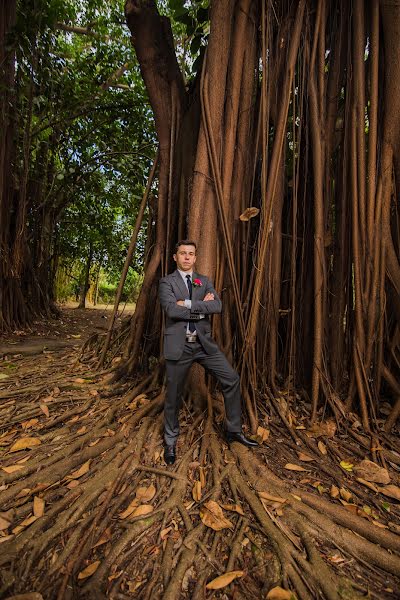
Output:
[0, 307, 399, 600]
[0, 304, 134, 359]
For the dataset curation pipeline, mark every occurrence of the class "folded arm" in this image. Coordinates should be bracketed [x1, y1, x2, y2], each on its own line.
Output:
[190, 278, 222, 314]
[159, 277, 222, 320]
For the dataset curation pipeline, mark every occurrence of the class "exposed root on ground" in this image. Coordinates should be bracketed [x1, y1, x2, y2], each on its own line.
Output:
[0, 346, 399, 599]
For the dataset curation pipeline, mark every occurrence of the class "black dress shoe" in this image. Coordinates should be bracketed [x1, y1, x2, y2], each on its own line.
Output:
[225, 431, 259, 448]
[164, 445, 176, 465]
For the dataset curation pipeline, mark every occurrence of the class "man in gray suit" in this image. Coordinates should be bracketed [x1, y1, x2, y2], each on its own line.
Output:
[159, 240, 258, 464]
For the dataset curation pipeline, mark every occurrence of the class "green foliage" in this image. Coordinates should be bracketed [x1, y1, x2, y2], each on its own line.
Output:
[165, 0, 210, 78]
[10, 0, 156, 305]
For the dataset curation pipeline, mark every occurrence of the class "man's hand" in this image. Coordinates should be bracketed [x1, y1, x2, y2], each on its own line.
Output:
[176, 293, 214, 306]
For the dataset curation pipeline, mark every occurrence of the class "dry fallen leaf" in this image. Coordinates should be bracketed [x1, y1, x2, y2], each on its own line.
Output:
[160, 526, 172, 540]
[39, 403, 49, 418]
[353, 459, 390, 484]
[258, 491, 286, 504]
[307, 421, 336, 439]
[119, 499, 139, 520]
[200, 500, 234, 531]
[206, 570, 245, 590]
[356, 477, 379, 492]
[33, 496, 45, 518]
[74, 378, 87, 384]
[92, 528, 112, 548]
[136, 484, 156, 503]
[77, 560, 101, 580]
[12, 515, 38, 534]
[67, 460, 91, 480]
[378, 484, 400, 501]
[239, 207, 260, 221]
[130, 504, 154, 518]
[266, 586, 296, 599]
[192, 481, 202, 502]
[21, 418, 39, 430]
[317, 440, 327, 455]
[10, 437, 41, 452]
[221, 503, 245, 515]
[199, 467, 206, 488]
[330, 485, 340, 499]
[297, 452, 315, 462]
[257, 426, 270, 442]
[66, 480, 80, 489]
[339, 488, 352, 502]
[284, 463, 308, 472]
[2, 464, 24, 473]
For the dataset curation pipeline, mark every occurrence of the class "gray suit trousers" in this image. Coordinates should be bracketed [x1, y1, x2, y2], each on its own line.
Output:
[164, 340, 242, 445]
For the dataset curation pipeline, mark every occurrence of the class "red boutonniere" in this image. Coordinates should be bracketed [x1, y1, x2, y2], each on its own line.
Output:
[193, 278, 202, 287]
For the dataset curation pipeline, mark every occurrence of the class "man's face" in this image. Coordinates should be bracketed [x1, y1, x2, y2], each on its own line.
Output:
[173, 244, 197, 272]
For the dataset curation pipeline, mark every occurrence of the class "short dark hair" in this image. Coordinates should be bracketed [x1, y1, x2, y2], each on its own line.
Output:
[174, 240, 197, 253]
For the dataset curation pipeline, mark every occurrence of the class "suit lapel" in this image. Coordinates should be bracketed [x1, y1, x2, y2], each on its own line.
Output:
[172, 270, 190, 300]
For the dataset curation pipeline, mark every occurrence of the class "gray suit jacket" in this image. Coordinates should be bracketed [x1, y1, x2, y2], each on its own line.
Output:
[159, 270, 222, 360]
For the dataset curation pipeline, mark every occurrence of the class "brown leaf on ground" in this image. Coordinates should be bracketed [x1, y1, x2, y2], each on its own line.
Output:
[353, 460, 390, 484]
[12, 515, 38, 535]
[10, 437, 41, 452]
[119, 499, 139, 519]
[221, 503, 245, 515]
[136, 484, 156, 502]
[192, 481, 202, 502]
[206, 570, 245, 589]
[258, 491, 286, 504]
[306, 421, 336, 438]
[356, 477, 379, 492]
[67, 459, 91, 479]
[160, 526, 172, 540]
[199, 466, 206, 487]
[330, 485, 340, 498]
[21, 419, 39, 430]
[317, 440, 327, 455]
[200, 500, 234, 531]
[284, 463, 308, 472]
[92, 528, 112, 548]
[2, 464, 24, 473]
[339, 488, 352, 502]
[33, 496, 45, 518]
[77, 560, 101, 580]
[266, 586, 296, 599]
[130, 504, 153, 518]
[39, 403, 49, 418]
[378, 484, 400, 501]
[257, 426, 270, 442]
[297, 452, 315, 462]
[66, 480, 80, 489]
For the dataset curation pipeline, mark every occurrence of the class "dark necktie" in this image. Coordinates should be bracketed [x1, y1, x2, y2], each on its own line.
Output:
[186, 275, 196, 333]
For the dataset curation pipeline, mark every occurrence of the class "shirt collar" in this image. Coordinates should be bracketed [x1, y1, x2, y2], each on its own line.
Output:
[177, 269, 193, 278]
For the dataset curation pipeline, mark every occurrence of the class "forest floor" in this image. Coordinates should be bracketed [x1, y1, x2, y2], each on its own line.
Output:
[0, 308, 400, 600]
